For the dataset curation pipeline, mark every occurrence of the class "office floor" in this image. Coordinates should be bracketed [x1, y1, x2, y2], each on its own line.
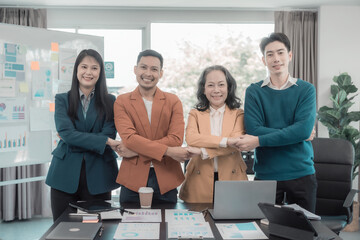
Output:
[0, 217, 359, 240]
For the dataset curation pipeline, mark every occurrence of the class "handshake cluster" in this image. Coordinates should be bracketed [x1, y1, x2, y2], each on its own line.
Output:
[106, 134, 260, 163]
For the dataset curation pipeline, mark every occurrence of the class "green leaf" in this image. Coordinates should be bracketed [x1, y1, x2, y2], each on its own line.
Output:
[348, 111, 360, 122]
[336, 90, 347, 105]
[318, 121, 337, 131]
[348, 94, 358, 102]
[318, 106, 333, 112]
[339, 116, 350, 126]
[344, 85, 358, 94]
[343, 126, 360, 142]
[339, 101, 354, 112]
[317, 112, 338, 124]
[330, 96, 340, 108]
[327, 110, 341, 120]
[330, 85, 340, 97]
[342, 74, 352, 86]
[337, 73, 351, 87]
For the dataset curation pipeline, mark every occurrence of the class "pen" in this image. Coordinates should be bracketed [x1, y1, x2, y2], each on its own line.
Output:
[69, 213, 99, 217]
[98, 225, 104, 237]
[120, 207, 135, 215]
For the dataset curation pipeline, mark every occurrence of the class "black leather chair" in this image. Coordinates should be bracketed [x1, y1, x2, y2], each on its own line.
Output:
[242, 151, 255, 174]
[312, 137, 358, 234]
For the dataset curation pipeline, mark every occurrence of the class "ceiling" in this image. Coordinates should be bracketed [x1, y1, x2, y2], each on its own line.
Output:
[0, 0, 359, 9]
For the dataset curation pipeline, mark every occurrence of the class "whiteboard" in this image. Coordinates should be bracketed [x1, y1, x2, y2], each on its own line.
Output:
[0, 23, 104, 168]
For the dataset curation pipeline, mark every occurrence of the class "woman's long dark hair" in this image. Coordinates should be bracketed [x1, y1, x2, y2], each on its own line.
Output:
[67, 49, 113, 122]
[195, 65, 241, 111]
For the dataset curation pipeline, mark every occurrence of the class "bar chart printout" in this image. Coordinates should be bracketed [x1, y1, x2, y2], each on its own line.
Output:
[0, 125, 27, 152]
[121, 209, 162, 222]
[113, 223, 160, 240]
[0, 98, 26, 123]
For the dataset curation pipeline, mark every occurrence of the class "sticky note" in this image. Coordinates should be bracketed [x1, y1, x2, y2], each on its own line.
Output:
[19, 82, 29, 93]
[49, 102, 55, 112]
[51, 53, 59, 61]
[31, 61, 40, 70]
[51, 42, 59, 52]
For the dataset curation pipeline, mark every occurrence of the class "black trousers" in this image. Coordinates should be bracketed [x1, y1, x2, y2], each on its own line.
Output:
[50, 161, 111, 221]
[120, 168, 178, 204]
[255, 174, 317, 213]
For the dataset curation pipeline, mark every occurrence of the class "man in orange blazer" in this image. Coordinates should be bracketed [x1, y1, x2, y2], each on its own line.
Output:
[114, 49, 189, 204]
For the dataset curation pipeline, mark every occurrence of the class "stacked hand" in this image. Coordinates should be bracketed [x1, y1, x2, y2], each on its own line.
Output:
[165, 147, 192, 163]
[226, 125, 316, 152]
[306, 127, 316, 141]
[107, 138, 138, 158]
[227, 135, 260, 152]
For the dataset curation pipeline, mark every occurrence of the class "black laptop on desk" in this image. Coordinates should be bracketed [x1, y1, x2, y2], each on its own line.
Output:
[258, 203, 340, 240]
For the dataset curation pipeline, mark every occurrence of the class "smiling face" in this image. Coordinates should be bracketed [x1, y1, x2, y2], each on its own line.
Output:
[204, 70, 228, 110]
[77, 56, 100, 91]
[262, 40, 292, 77]
[134, 56, 163, 92]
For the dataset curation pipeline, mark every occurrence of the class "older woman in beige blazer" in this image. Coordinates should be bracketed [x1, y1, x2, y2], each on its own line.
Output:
[179, 65, 248, 203]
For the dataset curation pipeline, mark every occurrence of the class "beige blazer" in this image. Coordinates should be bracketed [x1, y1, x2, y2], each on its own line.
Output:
[179, 106, 248, 203]
[114, 87, 185, 194]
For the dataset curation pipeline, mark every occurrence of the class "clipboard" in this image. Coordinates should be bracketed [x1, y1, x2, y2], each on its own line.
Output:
[69, 200, 120, 213]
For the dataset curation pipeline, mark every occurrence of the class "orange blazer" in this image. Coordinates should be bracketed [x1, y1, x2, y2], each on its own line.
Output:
[114, 87, 185, 194]
[179, 107, 248, 203]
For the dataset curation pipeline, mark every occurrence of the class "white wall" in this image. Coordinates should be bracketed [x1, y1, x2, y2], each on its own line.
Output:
[318, 5, 360, 198]
[318, 5, 360, 137]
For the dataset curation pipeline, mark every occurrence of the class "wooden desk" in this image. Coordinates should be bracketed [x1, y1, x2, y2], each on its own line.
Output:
[40, 201, 341, 240]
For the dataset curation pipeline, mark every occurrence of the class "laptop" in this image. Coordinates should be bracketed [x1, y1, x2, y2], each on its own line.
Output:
[258, 203, 338, 240]
[208, 180, 276, 219]
[46, 222, 102, 240]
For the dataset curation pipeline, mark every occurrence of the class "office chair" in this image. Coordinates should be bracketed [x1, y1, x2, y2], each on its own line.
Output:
[242, 151, 255, 174]
[312, 137, 358, 234]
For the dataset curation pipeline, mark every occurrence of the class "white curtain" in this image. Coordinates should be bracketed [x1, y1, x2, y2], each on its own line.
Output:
[0, 8, 51, 221]
[274, 11, 318, 86]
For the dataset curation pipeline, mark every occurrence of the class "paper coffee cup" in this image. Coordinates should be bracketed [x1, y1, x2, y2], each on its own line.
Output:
[138, 187, 154, 208]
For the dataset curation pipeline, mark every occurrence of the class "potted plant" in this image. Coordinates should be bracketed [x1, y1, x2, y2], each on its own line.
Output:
[317, 72, 360, 231]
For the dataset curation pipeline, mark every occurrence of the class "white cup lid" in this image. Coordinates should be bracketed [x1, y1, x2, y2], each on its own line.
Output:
[138, 187, 154, 193]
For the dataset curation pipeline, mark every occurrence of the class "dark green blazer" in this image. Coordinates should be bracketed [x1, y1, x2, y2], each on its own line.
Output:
[46, 92, 120, 194]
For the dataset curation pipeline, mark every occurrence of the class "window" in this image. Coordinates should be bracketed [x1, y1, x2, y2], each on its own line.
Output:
[49, 28, 142, 95]
[151, 23, 274, 117]
[78, 29, 142, 95]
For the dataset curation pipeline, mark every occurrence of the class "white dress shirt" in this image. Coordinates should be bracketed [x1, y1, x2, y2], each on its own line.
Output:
[143, 97, 154, 167]
[261, 74, 298, 90]
[201, 104, 228, 172]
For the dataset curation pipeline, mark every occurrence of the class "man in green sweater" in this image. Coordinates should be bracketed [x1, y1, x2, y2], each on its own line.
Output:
[237, 32, 317, 212]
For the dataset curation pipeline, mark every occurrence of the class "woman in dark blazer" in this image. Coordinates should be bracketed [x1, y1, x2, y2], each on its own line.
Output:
[46, 49, 120, 221]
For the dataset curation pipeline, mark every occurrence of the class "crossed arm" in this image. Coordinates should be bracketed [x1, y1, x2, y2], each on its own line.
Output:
[55, 94, 122, 155]
[113, 97, 191, 163]
[185, 109, 246, 158]
[233, 85, 317, 152]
